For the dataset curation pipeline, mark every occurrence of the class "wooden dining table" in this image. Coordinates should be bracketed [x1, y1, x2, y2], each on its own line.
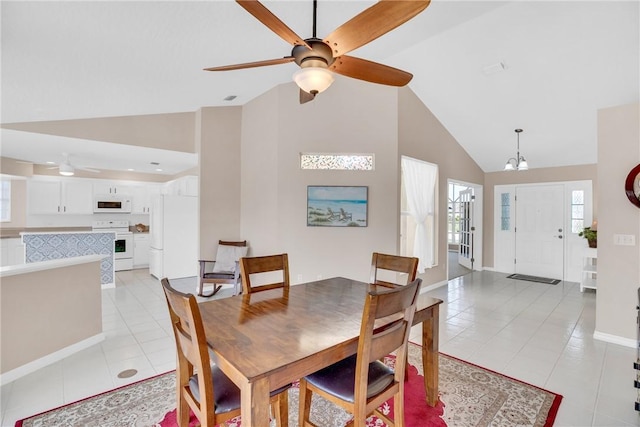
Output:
[198, 276, 443, 427]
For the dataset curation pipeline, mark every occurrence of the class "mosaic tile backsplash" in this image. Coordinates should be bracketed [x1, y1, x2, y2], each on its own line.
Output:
[22, 232, 115, 285]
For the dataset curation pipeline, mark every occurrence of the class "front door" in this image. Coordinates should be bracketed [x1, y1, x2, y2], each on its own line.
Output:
[515, 184, 565, 279]
[458, 188, 474, 270]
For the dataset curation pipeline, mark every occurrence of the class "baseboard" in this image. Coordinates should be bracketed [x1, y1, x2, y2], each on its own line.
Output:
[593, 330, 636, 348]
[0, 333, 106, 386]
[420, 279, 448, 293]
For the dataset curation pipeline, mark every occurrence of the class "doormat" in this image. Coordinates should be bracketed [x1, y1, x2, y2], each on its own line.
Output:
[507, 273, 561, 285]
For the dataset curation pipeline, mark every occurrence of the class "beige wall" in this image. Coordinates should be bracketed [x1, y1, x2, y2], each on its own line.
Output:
[398, 88, 485, 286]
[3, 112, 196, 153]
[196, 106, 242, 258]
[596, 102, 640, 343]
[238, 78, 401, 284]
[483, 165, 598, 267]
[1, 259, 103, 374]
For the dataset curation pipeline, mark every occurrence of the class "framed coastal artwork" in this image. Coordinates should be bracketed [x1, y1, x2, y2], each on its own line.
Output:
[307, 186, 368, 227]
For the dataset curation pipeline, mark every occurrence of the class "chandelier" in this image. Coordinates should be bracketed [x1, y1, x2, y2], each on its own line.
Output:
[504, 128, 529, 171]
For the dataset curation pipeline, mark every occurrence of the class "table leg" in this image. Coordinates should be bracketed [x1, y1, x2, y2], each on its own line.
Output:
[421, 304, 439, 406]
[240, 377, 271, 427]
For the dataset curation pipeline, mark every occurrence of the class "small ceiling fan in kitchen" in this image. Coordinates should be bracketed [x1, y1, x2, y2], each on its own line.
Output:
[204, 0, 431, 103]
[48, 153, 100, 176]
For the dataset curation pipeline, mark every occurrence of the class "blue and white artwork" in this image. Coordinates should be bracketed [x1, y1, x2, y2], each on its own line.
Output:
[307, 186, 368, 227]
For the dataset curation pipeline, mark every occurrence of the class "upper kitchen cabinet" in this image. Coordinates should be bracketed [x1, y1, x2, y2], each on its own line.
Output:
[162, 175, 198, 197]
[92, 182, 132, 196]
[130, 184, 162, 214]
[28, 179, 93, 214]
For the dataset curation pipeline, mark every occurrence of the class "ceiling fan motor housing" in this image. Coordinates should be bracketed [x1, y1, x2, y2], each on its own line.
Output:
[292, 38, 335, 69]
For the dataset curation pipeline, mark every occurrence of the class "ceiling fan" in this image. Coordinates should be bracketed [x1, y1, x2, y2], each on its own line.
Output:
[205, 0, 431, 104]
[48, 153, 100, 176]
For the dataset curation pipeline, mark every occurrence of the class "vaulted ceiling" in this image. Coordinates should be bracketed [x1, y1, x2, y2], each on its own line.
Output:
[1, 1, 638, 175]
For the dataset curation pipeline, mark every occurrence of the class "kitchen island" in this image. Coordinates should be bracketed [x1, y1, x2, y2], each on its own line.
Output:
[21, 231, 115, 287]
[0, 255, 105, 384]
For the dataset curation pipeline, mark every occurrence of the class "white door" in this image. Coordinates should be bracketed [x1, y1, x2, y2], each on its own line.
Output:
[458, 188, 474, 270]
[515, 185, 565, 279]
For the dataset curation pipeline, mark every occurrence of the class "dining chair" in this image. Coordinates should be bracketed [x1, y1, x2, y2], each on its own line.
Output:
[197, 240, 248, 297]
[239, 253, 290, 294]
[161, 278, 290, 427]
[298, 278, 422, 427]
[370, 252, 419, 288]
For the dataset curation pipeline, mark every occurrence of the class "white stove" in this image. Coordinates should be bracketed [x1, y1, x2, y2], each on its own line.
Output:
[92, 220, 133, 271]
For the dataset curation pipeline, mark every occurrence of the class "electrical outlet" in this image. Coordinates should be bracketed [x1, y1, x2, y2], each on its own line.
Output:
[317, 274, 322, 280]
[297, 274, 303, 282]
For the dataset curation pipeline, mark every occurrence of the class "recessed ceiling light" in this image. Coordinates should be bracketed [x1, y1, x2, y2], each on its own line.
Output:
[46, 161, 55, 164]
[155, 168, 163, 172]
[127, 168, 135, 171]
[224, 95, 237, 101]
[150, 161, 160, 165]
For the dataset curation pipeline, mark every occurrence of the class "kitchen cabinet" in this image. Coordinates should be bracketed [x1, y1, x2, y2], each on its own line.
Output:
[0, 238, 25, 266]
[163, 175, 198, 197]
[133, 233, 150, 268]
[130, 184, 161, 214]
[93, 182, 132, 196]
[28, 179, 93, 214]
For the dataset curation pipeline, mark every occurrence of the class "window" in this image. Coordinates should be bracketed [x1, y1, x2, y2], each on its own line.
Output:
[300, 153, 374, 171]
[500, 192, 510, 231]
[0, 180, 11, 222]
[571, 190, 585, 233]
[400, 156, 438, 271]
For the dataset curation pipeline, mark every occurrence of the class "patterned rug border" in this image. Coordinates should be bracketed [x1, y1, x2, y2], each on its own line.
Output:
[13, 370, 175, 427]
[437, 350, 563, 427]
[15, 342, 564, 427]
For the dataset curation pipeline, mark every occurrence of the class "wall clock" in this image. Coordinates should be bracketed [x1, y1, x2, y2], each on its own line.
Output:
[625, 164, 640, 208]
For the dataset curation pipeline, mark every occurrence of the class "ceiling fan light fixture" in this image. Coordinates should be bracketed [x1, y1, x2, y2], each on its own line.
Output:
[293, 66, 334, 95]
[59, 162, 75, 176]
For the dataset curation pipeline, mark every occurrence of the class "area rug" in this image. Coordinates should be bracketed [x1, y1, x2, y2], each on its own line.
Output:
[15, 343, 562, 427]
[506, 274, 561, 285]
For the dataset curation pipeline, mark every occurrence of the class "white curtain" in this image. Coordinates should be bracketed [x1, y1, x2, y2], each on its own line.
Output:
[401, 156, 437, 272]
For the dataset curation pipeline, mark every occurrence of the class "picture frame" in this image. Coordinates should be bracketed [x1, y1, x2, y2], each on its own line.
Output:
[307, 186, 368, 227]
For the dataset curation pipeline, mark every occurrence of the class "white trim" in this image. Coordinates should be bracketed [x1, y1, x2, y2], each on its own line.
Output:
[419, 279, 448, 293]
[0, 254, 106, 277]
[0, 333, 106, 385]
[593, 330, 636, 348]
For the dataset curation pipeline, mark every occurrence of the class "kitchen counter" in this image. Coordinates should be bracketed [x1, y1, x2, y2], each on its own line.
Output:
[1, 227, 91, 239]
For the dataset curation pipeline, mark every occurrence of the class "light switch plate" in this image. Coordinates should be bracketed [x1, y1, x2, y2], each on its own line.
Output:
[614, 234, 636, 246]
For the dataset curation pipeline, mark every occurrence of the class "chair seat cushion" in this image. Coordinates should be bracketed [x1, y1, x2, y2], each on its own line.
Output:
[189, 366, 291, 414]
[304, 354, 394, 403]
[203, 272, 235, 279]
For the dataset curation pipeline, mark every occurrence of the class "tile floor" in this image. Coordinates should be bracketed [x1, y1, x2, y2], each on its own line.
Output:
[1, 268, 639, 426]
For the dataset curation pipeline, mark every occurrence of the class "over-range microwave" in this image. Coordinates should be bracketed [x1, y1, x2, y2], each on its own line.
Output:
[94, 195, 132, 213]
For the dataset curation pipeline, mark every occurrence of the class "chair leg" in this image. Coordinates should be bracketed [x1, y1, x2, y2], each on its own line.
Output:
[271, 391, 289, 427]
[298, 379, 313, 427]
[198, 284, 222, 298]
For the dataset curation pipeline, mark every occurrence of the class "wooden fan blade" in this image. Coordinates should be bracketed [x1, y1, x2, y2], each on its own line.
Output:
[204, 56, 295, 71]
[324, 0, 430, 57]
[237, 0, 311, 49]
[330, 55, 413, 86]
[299, 89, 316, 104]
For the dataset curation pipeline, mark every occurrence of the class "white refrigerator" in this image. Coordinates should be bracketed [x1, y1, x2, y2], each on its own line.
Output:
[149, 194, 198, 280]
